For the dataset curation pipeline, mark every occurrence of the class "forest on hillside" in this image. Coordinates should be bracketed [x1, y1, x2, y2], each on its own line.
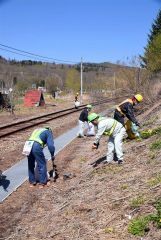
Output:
[0, 56, 146, 96]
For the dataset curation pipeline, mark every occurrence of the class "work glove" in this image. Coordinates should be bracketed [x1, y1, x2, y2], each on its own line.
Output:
[49, 156, 58, 182]
[92, 142, 99, 149]
[135, 122, 141, 128]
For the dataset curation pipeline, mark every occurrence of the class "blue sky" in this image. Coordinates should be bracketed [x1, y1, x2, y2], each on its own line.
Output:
[0, 0, 160, 64]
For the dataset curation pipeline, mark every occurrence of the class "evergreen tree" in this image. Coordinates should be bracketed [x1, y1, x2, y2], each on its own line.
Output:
[65, 68, 80, 91]
[141, 9, 161, 71]
[144, 33, 161, 72]
[149, 9, 161, 42]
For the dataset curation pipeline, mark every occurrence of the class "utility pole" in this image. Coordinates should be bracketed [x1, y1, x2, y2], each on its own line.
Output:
[80, 57, 83, 104]
[113, 72, 116, 97]
[1, 80, 3, 93]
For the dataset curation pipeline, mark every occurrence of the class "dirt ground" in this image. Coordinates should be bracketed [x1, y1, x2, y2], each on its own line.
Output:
[0, 98, 107, 172]
[0, 93, 82, 125]
[0, 94, 92, 171]
[1, 97, 161, 240]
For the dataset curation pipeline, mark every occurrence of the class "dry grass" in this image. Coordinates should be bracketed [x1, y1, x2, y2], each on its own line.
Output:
[1, 98, 161, 239]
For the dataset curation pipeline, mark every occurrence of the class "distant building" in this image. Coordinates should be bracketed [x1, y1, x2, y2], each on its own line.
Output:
[24, 90, 45, 107]
[0, 88, 10, 94]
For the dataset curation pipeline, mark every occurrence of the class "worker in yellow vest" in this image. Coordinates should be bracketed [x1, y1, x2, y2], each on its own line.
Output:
[24, 127, 55, 188]
[88, 113, 126, 164]
[114, 94, 143, 126]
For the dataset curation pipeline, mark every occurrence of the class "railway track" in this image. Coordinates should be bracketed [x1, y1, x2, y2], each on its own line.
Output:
[0, 96, 126, 138]
[0, 95, 128, 202]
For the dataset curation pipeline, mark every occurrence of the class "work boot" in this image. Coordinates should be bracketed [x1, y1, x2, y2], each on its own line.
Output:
[113, 152, 118, 162]
[29, 182, 37, 188]
[118, 160, 123, 164]
[102, 160, 114, 165]
[77, 134, 84, 138]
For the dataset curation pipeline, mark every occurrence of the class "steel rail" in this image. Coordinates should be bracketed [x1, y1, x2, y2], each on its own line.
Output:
[0, 101, 103, 138]
[0, 96, 126, 138]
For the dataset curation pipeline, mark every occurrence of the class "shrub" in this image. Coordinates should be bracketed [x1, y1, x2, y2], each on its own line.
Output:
[128, 198, 161, 236]
[130, 196, 146, 209]
[128, 216, 150, 236]
[150, 140, 161, 150]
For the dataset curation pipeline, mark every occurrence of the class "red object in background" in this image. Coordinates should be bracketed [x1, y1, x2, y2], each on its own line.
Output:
[24, 90, 45, 107]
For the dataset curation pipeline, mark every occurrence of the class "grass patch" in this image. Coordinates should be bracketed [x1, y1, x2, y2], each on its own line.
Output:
[104, 227, 115, 234]
[148, 152, 156, 160]
[128, 198, 161, 236]
[150, 140, 161, 150]
[121, 184, 129, 190]
[91, 165, 123, 177]
[153, 198, 161, 228]
[128, 215, 151, 236]
[140, 130, 153, 139]
[14, 98, 23, 105]
[80, 156, 87, 163]
[140, 126, 161, 139]
[130, 196, 146, 209]
[147, 174, 161, 187]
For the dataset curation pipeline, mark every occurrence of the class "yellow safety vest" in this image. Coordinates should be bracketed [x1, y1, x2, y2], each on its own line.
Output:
[103, 120, 117, 136]
[29, 128, 47, 147]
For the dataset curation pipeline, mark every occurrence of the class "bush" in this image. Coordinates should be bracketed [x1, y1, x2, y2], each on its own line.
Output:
[150, 140, 161, 150]
[130, 196, 146, 209]
[128, 216, 150, 236]
[128, 198, 161, 236]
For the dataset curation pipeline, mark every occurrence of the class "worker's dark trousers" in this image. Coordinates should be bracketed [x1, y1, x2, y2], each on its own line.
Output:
[28, 142, 47, 184]
[114, 110, 124, 126]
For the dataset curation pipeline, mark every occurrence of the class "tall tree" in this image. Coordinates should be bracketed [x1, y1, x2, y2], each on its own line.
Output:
[149, 9, 161, 42]
[65, 68, 80, 92]
[141, 9, 161, 71]
[144, 33, 161, 72]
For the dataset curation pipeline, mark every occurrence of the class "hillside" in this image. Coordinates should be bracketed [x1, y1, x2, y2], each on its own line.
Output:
[0, 56, 144, 94]
[1, 99, 161, 239]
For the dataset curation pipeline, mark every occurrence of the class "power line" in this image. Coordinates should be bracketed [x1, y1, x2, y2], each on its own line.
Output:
[0, 43, 79, 64]
[0, 46, 111, 69]
[0, 47, 125, 70]
[0, 43, 130, 69]
[0, 47, 50, 62]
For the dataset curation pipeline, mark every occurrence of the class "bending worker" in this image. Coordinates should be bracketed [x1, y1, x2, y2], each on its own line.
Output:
[88, 113, 126, 164]
[77, 104, 92, 137]
[114, 94, 143, 126]
[27, 127, 55, 188]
